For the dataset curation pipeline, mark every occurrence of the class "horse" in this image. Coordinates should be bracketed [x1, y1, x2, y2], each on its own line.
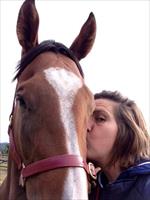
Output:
[0, 0, 96, 199]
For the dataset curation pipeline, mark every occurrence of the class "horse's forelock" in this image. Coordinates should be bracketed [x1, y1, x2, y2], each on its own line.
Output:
[13, 40, 84, 81]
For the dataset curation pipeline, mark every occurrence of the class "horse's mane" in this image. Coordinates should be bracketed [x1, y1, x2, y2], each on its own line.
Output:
[13, 40, 84, 80]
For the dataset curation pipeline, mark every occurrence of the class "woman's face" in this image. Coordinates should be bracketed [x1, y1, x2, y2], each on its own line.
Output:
[87, 98, 118, 166]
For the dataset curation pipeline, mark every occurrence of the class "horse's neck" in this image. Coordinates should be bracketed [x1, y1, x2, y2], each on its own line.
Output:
[0, 154, 26, 200]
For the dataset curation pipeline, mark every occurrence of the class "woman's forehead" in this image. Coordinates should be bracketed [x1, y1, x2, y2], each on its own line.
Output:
[95, 98, 118, 113]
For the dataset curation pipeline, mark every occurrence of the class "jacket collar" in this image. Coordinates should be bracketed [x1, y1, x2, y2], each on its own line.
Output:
[98, 160, 150, 188]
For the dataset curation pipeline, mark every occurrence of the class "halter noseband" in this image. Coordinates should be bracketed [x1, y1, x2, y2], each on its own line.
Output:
[8, 113, 97, 187]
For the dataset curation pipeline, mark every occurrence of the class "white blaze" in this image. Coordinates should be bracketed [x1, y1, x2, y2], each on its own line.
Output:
[44, 67, 88, 199]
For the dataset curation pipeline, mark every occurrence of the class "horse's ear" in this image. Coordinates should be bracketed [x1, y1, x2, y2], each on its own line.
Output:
[70, 12, 96, 61]
[16, 0, 39, 56]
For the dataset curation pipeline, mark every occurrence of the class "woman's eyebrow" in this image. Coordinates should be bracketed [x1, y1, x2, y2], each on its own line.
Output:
[93, 109, 107, 115]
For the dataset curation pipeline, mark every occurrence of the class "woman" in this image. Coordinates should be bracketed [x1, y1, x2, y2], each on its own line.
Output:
[87, 90, 150, 200]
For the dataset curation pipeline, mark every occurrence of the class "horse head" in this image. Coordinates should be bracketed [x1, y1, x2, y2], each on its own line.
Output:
[0, 0, 96, 199]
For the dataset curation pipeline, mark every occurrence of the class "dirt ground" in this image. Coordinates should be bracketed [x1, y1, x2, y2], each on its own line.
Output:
[0, 155, 8, 185]
[0, 168, 7, 184]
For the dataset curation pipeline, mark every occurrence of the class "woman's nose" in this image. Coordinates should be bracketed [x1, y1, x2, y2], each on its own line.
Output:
[87, 117, 93, 132]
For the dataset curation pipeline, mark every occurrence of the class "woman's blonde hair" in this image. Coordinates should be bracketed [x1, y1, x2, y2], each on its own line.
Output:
[94, 90, 150, 169]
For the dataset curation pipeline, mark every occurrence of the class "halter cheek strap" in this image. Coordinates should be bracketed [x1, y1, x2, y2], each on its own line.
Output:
[8, 123, 22, 170]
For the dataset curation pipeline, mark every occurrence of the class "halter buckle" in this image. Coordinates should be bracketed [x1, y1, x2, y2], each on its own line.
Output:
[88, 162, 97, 180]
[19, 163, 26, 187]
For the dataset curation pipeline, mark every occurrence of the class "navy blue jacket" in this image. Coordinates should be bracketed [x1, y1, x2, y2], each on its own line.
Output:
[89, 160, 150, 200]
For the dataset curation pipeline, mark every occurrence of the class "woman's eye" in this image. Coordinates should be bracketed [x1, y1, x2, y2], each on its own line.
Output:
[95, 116, 105, 122]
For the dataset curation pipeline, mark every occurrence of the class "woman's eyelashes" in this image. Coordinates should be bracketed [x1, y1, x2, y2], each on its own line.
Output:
[93, 111, 107, 123]
[95, 115, 106, 123]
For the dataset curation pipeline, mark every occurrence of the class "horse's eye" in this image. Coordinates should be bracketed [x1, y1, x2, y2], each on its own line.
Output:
[16, 95, 27, 109]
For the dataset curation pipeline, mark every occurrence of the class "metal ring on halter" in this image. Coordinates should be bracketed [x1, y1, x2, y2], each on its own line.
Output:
[88, 162, 97, 180]
[19, 163, 26, 187]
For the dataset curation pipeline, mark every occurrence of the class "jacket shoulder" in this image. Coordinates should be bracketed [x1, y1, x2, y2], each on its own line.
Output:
[135, 174, 150, 195]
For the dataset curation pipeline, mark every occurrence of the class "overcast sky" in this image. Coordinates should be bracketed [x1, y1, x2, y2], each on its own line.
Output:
[0, 0, 149, 142]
